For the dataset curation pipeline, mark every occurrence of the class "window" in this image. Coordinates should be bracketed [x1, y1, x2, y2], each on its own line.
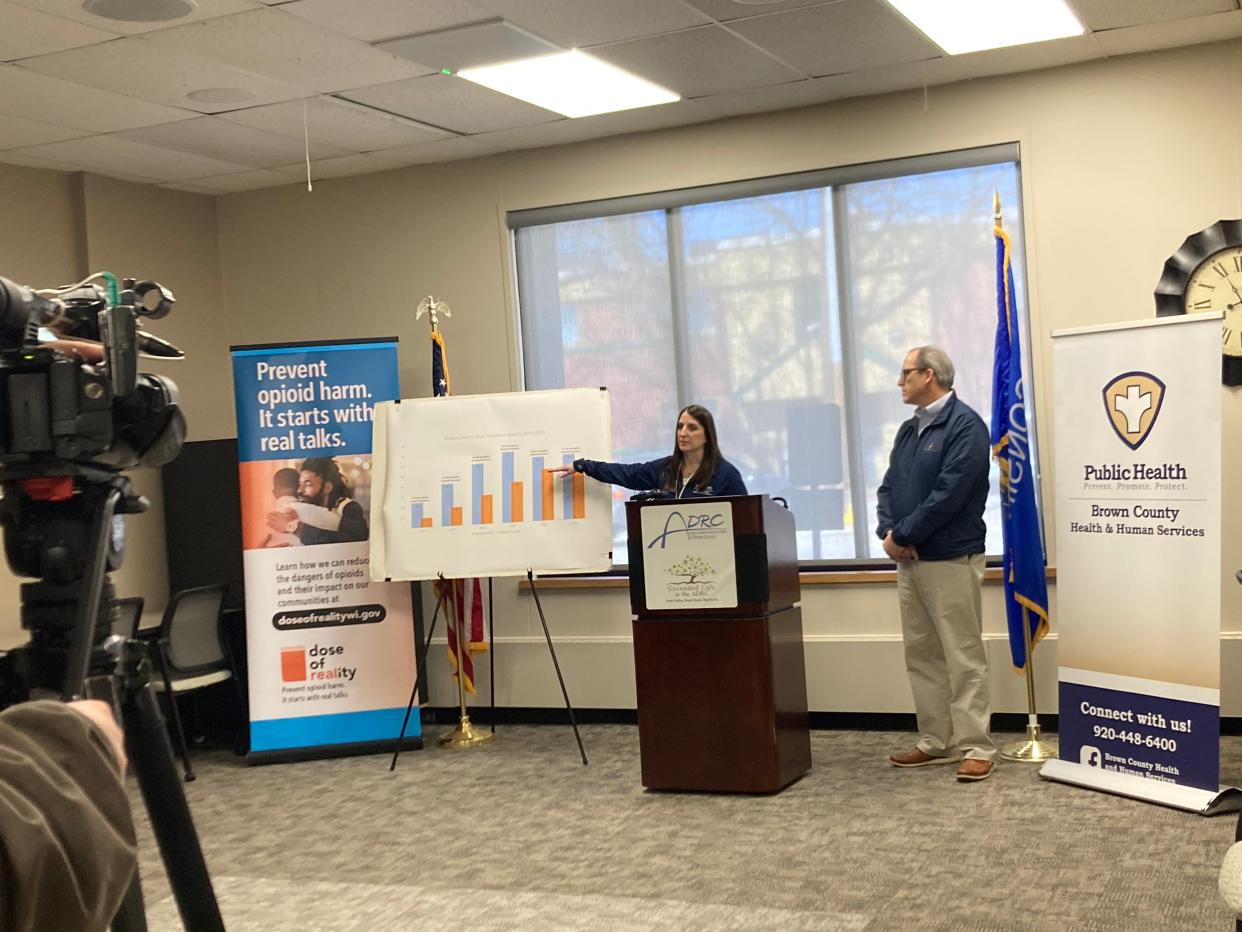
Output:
[513, 146, 1034, 564]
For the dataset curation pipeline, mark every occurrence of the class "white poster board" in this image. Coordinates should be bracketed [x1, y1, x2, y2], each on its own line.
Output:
[370, 388, 614, 580]
[1041, 312, 1239, 814]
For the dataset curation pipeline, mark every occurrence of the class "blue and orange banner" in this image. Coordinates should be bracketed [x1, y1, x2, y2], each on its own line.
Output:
[231, 337, 418, 758]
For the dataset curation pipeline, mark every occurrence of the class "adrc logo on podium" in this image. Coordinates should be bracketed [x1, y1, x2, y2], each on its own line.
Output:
[1102, 371, 1165, 450]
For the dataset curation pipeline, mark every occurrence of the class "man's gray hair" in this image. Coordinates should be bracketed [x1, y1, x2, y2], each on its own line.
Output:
[912, 346, 955, 389]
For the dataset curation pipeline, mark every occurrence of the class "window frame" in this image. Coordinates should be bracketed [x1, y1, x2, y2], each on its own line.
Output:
[509, 143, 1039, 572]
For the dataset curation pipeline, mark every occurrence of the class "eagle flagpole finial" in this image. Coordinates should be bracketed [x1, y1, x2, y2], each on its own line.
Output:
[416, 295, 451, 331]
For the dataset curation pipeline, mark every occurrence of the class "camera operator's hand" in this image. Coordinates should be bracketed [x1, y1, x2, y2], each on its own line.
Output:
[67, 699, 126, 775]
[42, 338, 105, 363]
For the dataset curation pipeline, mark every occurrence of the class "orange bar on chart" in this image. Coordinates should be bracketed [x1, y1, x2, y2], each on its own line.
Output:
[511, 482, 524, 522]
[572, 474, 585, 519]
[420, 517, 433, 528]
[541, 471, 554, 520]
[481, 494, 494, 524]
[451, 506, 463, 527]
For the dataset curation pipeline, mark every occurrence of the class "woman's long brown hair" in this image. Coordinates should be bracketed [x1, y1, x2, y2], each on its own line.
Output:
[664, 404, 721, 493]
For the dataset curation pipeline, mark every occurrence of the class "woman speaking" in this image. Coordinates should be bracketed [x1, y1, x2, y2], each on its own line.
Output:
[551, 404, 746, 498]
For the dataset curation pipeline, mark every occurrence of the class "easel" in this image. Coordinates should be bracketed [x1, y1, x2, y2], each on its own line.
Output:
[389, 570, 587, 770]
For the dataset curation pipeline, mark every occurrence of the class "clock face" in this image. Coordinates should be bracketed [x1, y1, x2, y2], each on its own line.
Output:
[1184, 245, 1242, 356]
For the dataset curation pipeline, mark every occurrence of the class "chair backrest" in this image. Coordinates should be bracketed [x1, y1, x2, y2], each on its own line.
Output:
[159, 585, 227, 675]
[114, 597, 145, 639]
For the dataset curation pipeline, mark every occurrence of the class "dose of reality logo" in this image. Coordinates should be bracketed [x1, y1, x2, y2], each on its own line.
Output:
[279, 643, 356, 703]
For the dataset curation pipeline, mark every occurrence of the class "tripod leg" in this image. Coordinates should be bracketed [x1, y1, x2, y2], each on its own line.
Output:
[526, 571, 587, 766]
[110, 870, 148, 932]
[488, 576, 496, 734]
[389, 578, 446, 772]
[123, 681, 224, 932]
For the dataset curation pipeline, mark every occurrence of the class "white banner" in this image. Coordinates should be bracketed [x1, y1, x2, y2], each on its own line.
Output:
[1049, 313, 1222, 799]
[639, 501, 738, 609]
[370, 388, 614, 580]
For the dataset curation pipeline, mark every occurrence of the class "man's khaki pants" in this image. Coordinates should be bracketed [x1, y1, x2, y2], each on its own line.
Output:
[897, 553, 996, 762]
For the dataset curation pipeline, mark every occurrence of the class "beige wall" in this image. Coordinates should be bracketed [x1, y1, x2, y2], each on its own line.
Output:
[0, 168, 228, 644]
[4, 35, 1241, 713]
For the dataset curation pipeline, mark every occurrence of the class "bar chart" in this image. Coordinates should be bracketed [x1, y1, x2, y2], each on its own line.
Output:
[372, 387, 613, 581]
[408, 451, 587, 529]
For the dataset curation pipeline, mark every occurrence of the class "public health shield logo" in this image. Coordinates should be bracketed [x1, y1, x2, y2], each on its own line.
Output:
[1102, 371, 1165, 450]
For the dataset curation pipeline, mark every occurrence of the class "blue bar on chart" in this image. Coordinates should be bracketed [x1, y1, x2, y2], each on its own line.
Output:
[441, 483, 453, 526]
[472, 463, 484, 525]
[562, 453, 574, 520]
[502, 451, 514, 523]
[532, 456, 544, 521]
[411, 501, 423, 528]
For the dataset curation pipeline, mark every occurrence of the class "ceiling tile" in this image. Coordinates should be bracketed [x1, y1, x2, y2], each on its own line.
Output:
[685, 0, 844, 23]
[271, 152, 408, 179]
[469, 0, 711, 47]
[728, 0, 940, 77]
[20, 37, 304, 112]
[173, 168, 298, 191]
[0, 64, 193, 132]
[0, 112, 88, 149]
[219, 97, 451, 151]
[4, 0, 261, 36]
[470, 97, 719, 151]
[342, 73, 560, 134]
[160, 181, 224, 194]
[1070, 0, 1235, 31]
[279, 0, 490, 44]
[694, 75, 847, 118]
[143, 7, 432, 94]
[10, 135, 253, 181]
[1092, 9, 1242, 56]
[377, 19, 561, 72]
[119, 116, 352, 167]
[0, 1, 118, 62]
[0, 147, 161, 183]
[933, 34, 1102, 82]
[371, 134, 505, 165]
[589, 24, 804, 98]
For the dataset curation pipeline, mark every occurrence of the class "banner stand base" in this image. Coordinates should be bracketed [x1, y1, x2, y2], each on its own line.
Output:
[1040, 758, 1242, 816]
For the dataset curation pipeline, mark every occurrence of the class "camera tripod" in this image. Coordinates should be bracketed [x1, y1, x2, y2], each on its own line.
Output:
[0, 465, 224, 931]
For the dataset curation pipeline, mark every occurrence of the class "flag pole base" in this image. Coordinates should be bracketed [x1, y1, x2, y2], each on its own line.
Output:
[1000, 723, 1058, 763]
[439, 714, 495, 749]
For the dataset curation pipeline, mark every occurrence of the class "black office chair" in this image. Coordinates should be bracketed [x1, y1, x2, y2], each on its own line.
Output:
[150, 585, 240, 782]
[113, 597, 145, 640]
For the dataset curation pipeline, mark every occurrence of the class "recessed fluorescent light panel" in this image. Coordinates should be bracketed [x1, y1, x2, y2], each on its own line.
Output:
[457, 50, 679, 118]
[885, 0, 1085, 55]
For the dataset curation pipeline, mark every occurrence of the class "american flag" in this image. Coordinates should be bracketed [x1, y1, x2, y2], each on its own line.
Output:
[431, 325, 487, 692]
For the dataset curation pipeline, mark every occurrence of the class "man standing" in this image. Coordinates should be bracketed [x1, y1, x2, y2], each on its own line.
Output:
[877, 346, 996, 782]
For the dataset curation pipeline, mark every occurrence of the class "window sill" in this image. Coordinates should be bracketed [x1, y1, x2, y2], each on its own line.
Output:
[518, 566, 1057, 591]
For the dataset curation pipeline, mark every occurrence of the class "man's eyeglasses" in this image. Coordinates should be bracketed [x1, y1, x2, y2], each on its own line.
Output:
[899, 367, 929, 382]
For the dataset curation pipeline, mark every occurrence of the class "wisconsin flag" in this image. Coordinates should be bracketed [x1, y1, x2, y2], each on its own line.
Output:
[431, 326, 488, 692]
[991, 220, 1050, 669]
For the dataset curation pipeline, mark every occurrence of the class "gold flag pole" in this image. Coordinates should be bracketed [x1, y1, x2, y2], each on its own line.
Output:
[440, 592, 493, 749]
[1000, 606, 1057, 762]
[993, 192, 1057, 763]
[416, 296, 493, 749]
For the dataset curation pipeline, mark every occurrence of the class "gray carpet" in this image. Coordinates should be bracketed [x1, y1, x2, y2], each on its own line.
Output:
[127, 726, 1242, 930]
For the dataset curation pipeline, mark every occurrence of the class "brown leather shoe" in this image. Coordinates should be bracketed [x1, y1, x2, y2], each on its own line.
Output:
[956, 758, 994, 782]
[889, 748, 960, 768]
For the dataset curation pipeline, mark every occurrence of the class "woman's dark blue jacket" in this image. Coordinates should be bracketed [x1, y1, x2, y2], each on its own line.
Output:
[875, 394, 989, 560]
[573, 456, 747, 497]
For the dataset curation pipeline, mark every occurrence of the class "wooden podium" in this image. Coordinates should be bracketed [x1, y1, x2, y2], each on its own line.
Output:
[626, 494, 810, 793]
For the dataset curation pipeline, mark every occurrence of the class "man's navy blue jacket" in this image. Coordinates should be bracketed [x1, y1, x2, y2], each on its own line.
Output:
[574, 456, 747, 497]
[875, 393, 989, 560]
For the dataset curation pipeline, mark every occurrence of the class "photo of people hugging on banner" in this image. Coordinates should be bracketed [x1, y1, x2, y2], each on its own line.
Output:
[241, 455, 372, 549]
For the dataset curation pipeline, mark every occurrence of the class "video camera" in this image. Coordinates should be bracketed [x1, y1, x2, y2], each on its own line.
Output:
[0, 273, 184, 472]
